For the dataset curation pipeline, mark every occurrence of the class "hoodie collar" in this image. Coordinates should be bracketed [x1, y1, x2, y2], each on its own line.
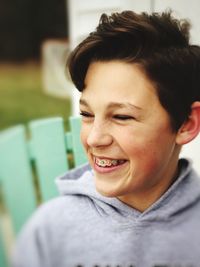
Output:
[55, 159, 200, 221]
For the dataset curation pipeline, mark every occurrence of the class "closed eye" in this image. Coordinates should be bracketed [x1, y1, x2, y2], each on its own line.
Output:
[79, 111, 94, 118]
[113, 115, 134, 120]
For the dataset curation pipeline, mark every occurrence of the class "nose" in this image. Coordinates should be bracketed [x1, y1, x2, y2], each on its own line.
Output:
[86, 121, 113, 148]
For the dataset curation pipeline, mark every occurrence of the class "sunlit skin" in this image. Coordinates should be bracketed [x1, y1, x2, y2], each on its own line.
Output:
[80, 60, 182, 212]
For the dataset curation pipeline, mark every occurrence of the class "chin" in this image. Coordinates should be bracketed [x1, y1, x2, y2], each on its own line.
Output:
[95, 183, 120, 198]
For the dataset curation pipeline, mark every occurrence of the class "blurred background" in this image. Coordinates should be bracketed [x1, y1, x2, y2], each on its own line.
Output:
[0, 0, 70, 131]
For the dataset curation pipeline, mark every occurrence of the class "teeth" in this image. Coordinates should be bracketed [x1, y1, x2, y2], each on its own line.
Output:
[95, 158, 125, 167]
[111, 159, 118, 166]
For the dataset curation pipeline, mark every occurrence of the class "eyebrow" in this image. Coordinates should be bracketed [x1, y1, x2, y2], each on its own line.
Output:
[79, 98, 142, 110]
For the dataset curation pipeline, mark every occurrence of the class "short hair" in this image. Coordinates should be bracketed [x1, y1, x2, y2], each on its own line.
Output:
[67, 10, 200, 131]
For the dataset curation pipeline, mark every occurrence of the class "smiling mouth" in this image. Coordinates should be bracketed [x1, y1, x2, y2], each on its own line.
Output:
[95, 157, 127, 168]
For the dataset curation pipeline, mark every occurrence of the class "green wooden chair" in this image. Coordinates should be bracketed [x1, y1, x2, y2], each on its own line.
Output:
[0, 116, 88, 267]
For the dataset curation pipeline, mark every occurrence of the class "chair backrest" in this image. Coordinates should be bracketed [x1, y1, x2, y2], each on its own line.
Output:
[0, 116, 87, 267]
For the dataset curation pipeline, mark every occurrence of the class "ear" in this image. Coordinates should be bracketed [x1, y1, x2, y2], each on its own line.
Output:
[176, 101, 200, 145]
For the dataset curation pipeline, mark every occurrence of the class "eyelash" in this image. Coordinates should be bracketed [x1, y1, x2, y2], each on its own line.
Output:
[113, 115, 134, 120]
[80, 111, 134, 121]
[79, 111, 94, 118]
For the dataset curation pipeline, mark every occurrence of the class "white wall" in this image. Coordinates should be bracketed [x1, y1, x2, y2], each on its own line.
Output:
[154, 0, 200, 45]
[121, 0, 152, 12]
[68, 0, 122, 50]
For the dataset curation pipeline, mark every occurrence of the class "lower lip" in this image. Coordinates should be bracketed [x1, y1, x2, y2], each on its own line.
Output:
[93, 161, 128, 174]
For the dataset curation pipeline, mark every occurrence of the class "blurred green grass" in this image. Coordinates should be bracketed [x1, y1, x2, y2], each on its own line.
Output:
[0, 62, 71, 131]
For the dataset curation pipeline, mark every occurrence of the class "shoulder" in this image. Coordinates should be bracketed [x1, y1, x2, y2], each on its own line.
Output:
[20, 194, 91, 237]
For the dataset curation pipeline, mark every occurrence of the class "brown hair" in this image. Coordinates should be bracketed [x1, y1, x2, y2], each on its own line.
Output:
[67, 10, 200, 131]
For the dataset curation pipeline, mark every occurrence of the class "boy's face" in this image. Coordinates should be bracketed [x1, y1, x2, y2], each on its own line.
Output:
[80, 60, 181, 210]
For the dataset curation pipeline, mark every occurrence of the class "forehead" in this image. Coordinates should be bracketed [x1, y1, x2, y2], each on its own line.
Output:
[82, 60, 159, 110]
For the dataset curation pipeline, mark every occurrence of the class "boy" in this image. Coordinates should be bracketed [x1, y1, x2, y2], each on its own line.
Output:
[13, 10, 200, 267]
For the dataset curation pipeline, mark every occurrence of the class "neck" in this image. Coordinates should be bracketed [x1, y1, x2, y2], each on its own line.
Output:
[118, 157, 180, 212]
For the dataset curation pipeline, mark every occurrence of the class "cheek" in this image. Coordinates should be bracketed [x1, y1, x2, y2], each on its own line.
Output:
[126, 145, 163, 187]
[126, 133, 176, 175]
[123, 134, 164, 170]
[80, 126, 88, 148]
[126, 141, 155, 163]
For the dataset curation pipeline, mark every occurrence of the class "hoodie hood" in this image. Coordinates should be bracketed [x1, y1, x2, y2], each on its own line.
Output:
[13, 158, 200, 267]
[55, 158, 200, 222]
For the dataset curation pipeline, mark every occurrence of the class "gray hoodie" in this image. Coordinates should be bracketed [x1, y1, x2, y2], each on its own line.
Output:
[12, 159, 200, 267]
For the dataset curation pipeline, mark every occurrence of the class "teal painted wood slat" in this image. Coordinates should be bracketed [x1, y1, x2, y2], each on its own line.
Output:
[29, 117, 69, 201]
[65, 132, 73, 152]
[0, 126, 37, 233]
[69, 117, 87, 167]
